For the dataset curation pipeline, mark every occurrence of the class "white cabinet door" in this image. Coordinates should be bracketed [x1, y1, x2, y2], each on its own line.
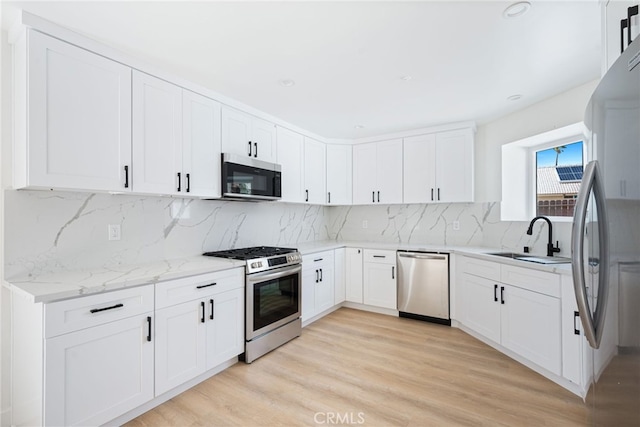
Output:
[460, 274, 501, 343]
[304, 137, 327, 204]
[403, 134, 436, 204]
[251, 116, 277, 162]
[155, 300, 206, 395]
[302, 251, 335, 321]
[500, 285, 561, 375]
[301, 264, 318, 322]
[352, 143, 377, 205]
[221, 107, 276, 162]
[345, 248, 364, 303]
[206, 287, 244, 370]
[334, 248, 346, 305]
[435, 128, 474, 203]
[182, 90, 222, 198]
[364, 263, 396, 309]
[24, 30, 132, 192]
[276, 126, 305, 203]
[326, 145, 353, 205]
[132, 71, 183, 195]
[376, 139, 403, 204]
[315, 262, 335, 314]
[561, 275, 584, 386]
[44, 314, 154, 426]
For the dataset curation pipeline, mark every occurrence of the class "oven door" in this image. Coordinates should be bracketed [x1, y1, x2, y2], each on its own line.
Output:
[246, 264, 301, 340]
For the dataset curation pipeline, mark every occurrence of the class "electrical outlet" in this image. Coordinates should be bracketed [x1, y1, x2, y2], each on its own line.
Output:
[452, 221, 460, 231]
[108, 224, 121, 241]
[362, 220, 368, 229]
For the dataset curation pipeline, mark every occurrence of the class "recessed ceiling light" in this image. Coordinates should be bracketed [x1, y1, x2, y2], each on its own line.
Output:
[279, 79, 295, 87]
[507, 94, 523, 101]
[400, 75, 413, 81]
[354, 124, 365, 129]
[503, 1, 531, 19]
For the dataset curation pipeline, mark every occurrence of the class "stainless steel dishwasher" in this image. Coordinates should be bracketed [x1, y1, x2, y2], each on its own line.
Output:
[397, 251, 450, 325]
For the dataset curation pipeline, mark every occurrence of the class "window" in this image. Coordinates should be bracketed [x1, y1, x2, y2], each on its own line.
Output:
[501, 123, 586, 221]
[535, 140, 584, 217]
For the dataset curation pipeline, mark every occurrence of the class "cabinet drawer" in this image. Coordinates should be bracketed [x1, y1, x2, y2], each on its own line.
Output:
[363, 249, 396, 264]
[501, 264, 560, 298]
[303, 250, 335, 267]
[44, 285, 154, 338]
[155, 268, 244, 309]
[461, 256, 501, 281]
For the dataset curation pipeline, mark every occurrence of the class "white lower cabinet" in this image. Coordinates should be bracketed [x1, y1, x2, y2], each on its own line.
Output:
[459, 257, 562, 376]
[155, 269, 244, 396]
[45, 314, 154, 426]
[345, 248, 364, 303]
[334, 248, 346, 305]
[302, 250, 335, 322]
[363, 249, 397, 309]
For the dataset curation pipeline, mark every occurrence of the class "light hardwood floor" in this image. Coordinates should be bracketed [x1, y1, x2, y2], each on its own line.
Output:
[126, 308, 590, 426]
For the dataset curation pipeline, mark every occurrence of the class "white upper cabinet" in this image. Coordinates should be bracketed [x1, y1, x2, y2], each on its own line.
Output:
[403, 128, 474, 203]
[604, 1, 640, 70]
[133, 73, 222, 197]
[132, 71, 183, 195]
[276, 126, 305, 203]
[304, 137, 327, 204]
[15, 30, 132, 192]
[353, 139, 403, 205]
[182, 90, 222, 198]
[326, 144, 353, 205]
[221, 106, 276, 162]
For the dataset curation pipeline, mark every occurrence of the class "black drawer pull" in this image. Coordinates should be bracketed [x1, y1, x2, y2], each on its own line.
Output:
[146, 316, 152, 342]
[373, 255, 386, 258]
[314, 258, 323, 262]
[89, 303, 124, 314]
[196, 282, 217, 289]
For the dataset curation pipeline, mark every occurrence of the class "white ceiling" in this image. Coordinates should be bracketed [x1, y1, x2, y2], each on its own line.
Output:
[1, 1, 602, 140]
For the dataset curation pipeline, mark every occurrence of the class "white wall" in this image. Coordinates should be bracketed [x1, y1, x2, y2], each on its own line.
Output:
[474, 79, 599, 203]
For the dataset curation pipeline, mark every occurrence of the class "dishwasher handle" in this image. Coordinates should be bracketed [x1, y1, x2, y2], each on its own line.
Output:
[398, 252, 447, 261]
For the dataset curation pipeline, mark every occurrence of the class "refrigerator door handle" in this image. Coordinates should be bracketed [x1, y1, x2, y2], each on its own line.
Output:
[571, 160, 610, 349]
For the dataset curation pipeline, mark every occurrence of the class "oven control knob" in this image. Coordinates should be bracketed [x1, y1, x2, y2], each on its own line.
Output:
[251, 261, 262, 269]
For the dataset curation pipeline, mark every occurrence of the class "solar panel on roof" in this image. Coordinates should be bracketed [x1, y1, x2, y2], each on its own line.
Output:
[556, 165, 583, 181]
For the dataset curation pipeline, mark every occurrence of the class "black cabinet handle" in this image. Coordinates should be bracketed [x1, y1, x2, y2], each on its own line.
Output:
[629, 5, 639, 49]
[200, 301, 206, 323]
[392, 266, 395, 279]
[90, 303, 123, 314]
[196, 282, 217, 289]
[431, 188, 434, 201]
[124, 165, 129, 188]
[622, 18, 629, 54]
[500, 286, 505, 304]
[358, 249, 361, 254]
[315, 269, 319, 283]
[372, 191, 375, 203]
[574, 311, 580, 335]
[186, 173, 190, 193]
[319, 268, 323, 282]
[306, 189, 309, 202]
[377, 191, 380, 203]
[248, 141, 252, 156]
[314, 258, 323, 262]
[494, 284, 498, 302]
[328, 192, 331, 204]
[147, 316, 152, 342]
[254, 142, 258, 158]
[373, 255, 386, 258]
[437, 188, 441, 201]
[210, 299, 215, 320]
[177, 172, 182, 192]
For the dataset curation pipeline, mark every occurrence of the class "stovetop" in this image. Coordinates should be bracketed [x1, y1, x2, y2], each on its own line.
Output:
[203, 246, 297, 260]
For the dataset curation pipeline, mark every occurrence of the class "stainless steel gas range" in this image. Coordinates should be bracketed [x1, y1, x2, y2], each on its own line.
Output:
[204, 246, 302, 363]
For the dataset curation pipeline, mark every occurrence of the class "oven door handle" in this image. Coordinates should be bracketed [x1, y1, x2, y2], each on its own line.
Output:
[247, 265, 302, 284]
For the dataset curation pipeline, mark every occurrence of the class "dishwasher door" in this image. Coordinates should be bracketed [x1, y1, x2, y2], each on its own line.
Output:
[397, 251, 450, 324]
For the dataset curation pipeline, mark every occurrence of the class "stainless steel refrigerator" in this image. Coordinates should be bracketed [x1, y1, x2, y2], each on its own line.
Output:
[576, 35, 640, 425]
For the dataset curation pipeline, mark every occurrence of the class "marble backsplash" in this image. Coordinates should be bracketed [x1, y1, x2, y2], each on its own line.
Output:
[4, 190, 328, 278]
[4, 189, 573, 278]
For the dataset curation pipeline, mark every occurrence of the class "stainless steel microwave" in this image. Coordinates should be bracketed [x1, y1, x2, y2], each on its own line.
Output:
[221, 153, 282, 201]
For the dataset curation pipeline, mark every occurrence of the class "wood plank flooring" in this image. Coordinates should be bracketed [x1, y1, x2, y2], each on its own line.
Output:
[126, 308, 590, 426]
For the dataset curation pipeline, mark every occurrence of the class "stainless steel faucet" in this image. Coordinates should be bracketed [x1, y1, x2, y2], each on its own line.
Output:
[526, 216, 561, 257]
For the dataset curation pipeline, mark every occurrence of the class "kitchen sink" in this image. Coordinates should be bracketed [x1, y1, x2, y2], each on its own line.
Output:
[487, 252, 572, 265]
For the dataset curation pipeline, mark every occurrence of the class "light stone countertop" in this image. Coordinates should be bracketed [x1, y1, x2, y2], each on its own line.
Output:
[7, 241, 574, 304]
[6, 256, 245, 303]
